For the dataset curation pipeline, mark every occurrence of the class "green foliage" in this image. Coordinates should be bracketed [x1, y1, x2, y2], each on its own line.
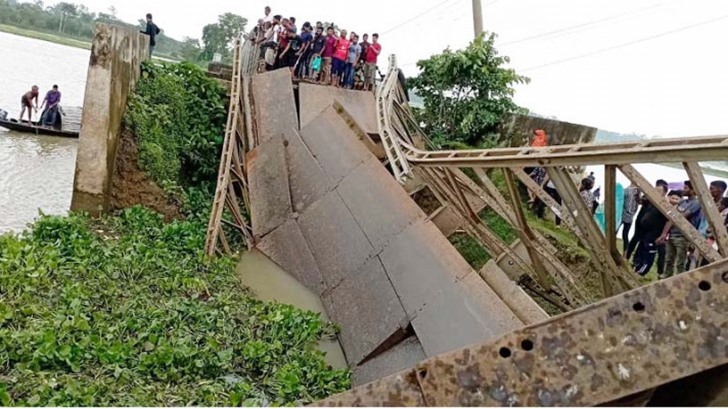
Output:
[410, 32, 530, 148]
[125, 61, 227, 192]
[202, 13, 248, 62]
[0, 208, 350, 406]
[449, 233, 491, 270]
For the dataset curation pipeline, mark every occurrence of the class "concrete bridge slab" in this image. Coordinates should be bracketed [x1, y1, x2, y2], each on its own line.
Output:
[256, 219, 325, 296]
[378, 220, 473, 319]
[250, 69, 299, 144]
[352, 335, 427, 387]
[323, 256, 408, 366]
[247, 139, 292, 239]
[299, 83, 378, 135]
[337, 158, 425, 253]
[297, 190, 375, 290]
[283, 129, 335, 214]
[299, 107, 372, 184]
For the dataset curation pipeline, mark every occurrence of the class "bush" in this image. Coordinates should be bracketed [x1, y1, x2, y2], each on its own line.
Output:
[0, 208, 350, 406]
[124, 62, 227, 191]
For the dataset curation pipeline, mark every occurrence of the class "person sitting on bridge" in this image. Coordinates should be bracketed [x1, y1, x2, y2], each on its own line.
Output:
[39, 85, 62, 128]
[20, 86, 39, 123]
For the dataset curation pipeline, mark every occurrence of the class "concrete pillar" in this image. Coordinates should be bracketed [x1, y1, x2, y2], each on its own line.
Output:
[71, 23, 149, 216]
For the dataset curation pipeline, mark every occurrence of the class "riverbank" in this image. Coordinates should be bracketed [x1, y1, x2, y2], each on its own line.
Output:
[0, 24, 178, 62]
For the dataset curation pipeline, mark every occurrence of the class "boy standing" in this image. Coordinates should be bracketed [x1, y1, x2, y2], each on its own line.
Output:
[321, 27, 337, 85]
[141, 13, 160, 57]
[364, 33, 381, 91]
[344, 33, 361, 89]
[331, 29, 350, 87]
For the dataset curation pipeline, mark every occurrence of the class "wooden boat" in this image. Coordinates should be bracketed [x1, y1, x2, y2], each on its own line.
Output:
[0, 107, 79, 138]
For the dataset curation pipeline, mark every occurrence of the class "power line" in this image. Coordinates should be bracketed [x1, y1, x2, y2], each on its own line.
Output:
[380, 0, 462, 35]
[500, 3, 663, 47]
[521, 13, 728, 72]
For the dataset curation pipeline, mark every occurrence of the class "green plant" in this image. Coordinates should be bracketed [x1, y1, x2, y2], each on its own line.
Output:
[0, 208, 350, 406]
[125, 61, 228, 192]
[410, 32, 529, 148]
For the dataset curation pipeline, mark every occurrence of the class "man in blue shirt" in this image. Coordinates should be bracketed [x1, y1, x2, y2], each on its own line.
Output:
[657, 181, 702, 278]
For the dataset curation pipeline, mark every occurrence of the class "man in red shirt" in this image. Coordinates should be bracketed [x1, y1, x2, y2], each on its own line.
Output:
[320, 27, 337, 85]
[364, 33, 381, 91]
[331, 29, 350, 87]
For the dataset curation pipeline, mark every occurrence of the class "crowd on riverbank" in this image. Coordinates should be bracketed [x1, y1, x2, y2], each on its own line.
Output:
[248, 6, 383, 91]
[528, 129, 728, 280]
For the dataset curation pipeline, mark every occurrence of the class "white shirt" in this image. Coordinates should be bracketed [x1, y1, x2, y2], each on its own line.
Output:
[263, 13, 274, 24]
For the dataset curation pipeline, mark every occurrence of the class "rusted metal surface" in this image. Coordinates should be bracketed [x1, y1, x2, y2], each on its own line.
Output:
[318, 259, 728, 407]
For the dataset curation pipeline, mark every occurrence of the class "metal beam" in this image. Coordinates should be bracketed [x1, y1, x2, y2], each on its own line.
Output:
[406, 137, 728, 169]
[318, 259, 728, 407]
[605, 165, 621, 263]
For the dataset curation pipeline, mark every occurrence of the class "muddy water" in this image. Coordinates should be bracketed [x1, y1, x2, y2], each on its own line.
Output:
[0, 32, 89, 233]
[237, 250, 348, 370]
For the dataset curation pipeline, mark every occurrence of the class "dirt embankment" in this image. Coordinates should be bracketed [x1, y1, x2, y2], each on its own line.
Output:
[111, 130, 182, 221]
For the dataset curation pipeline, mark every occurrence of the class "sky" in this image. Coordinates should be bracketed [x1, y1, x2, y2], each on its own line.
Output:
[38, 0, 728, 138]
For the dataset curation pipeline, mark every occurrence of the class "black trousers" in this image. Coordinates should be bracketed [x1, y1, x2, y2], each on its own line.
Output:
[535, 186, 562, 226]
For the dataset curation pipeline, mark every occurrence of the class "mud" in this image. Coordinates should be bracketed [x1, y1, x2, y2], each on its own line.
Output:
[110, 130, 182, 221]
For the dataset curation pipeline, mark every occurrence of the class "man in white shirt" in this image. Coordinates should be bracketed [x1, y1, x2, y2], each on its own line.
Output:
[262, 6, 273, 24]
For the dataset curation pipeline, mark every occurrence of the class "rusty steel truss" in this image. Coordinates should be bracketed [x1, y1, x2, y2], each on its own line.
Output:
[206, 41, 728, 405]
[318, 55, 728, 405]
[204, 39, 258, 256]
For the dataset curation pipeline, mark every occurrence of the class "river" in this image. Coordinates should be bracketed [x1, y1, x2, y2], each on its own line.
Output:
[0, 32, 88, 233]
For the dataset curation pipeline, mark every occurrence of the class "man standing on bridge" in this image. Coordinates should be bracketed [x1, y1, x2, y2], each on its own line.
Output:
[141, 13, 161, 57]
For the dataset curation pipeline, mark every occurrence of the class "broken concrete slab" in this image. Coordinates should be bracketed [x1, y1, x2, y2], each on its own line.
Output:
[323, 257, 409, 366]
[297, 190, 375, 290]
[299, 107, 373, 184]
[256, 219, 326, 295]
[250, 68, 299, 144]
[247, 139, 292, 239]
[352, 335, 427, 387]
[283, 129, 335, 214]
[411, 273, 523, 357]
[378, 219, 473, 318]
[337, 157, 425, 253]
[299, 83, 378, 135]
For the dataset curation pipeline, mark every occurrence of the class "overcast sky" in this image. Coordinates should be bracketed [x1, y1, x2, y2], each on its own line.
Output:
[40, 0, 728, 138]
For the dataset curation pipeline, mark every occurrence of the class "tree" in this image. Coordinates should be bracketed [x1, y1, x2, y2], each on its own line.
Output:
[409, 32, 530, 149]
[178, 37, 202, 62]
[201, 12, 247, 61]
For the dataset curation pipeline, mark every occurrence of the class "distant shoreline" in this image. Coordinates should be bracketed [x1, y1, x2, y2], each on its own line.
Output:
[0, 24, 178, 62]
[0, 24, 91, 50]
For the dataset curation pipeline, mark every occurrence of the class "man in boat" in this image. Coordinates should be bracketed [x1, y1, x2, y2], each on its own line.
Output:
[20, 86, 39, 123]
[40, 85, 62, 128]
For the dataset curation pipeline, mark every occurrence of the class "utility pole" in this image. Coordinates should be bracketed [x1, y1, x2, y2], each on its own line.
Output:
[472, 0, 483, 38]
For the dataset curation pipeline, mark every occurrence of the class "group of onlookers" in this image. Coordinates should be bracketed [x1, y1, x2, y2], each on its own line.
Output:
[249, 6, 383, 91]
[527, 129, 728, 280]
[623, 179, 728, 279]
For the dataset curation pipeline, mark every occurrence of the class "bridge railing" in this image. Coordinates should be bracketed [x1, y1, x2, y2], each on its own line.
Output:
[377, 54, 728, 309]
[318, 47, 728, 408]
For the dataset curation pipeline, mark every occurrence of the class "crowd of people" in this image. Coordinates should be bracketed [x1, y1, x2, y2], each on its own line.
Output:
[526, 129, 728, 280]
[249, 6, 383, 90]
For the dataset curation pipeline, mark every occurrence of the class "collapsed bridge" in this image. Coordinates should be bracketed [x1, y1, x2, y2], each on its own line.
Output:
[205, 38, 728, 406]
